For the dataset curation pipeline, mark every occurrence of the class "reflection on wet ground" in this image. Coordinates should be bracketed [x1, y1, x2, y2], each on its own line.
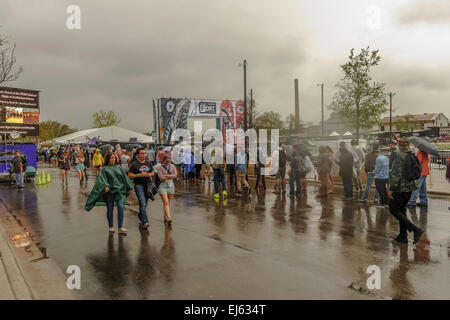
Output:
[0, 167, 449, 299]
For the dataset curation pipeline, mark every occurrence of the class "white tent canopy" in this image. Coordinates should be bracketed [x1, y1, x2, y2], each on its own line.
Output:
[329, 131, 340, 136]
[343, 131, 353, 136]
[45, 126, 154, 144]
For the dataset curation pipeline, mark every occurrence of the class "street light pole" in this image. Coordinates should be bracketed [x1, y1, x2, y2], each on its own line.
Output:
[243, 59, 248, 131]
[389, 92, 395, 133]
[249, 88, 253, 129]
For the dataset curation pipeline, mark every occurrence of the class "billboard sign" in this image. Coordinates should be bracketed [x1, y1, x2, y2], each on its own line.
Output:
[0, 86, 40, 136]
[155, 98, 243, 144]
[0, 143, 37, 174]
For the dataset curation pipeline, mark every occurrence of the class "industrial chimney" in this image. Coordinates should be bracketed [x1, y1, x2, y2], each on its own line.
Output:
[294, 79, 300, 132]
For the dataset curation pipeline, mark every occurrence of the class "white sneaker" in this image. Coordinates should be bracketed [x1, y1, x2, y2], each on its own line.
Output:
[109, 228, 115, 233]
[118, 228, 127, 234]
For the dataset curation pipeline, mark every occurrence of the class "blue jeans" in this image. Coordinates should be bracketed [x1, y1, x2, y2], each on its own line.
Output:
[134, 184, 149, 224]
[15, 173, 24, 188]
[342, 176, 353, 198]
[289, 172, 301, 195]
[213, 168, 226, 194]
[408, 175, 428, 206]
[361, 174, 379, 201]
[106, 199, 124, 228]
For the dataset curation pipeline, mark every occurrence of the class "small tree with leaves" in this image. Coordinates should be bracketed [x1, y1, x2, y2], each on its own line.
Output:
[39, 120, 77, 142]
[92, 110, 121, 128]
[0, 33, 23, 85]
[393, 115, 422, 134]
[329, 47, 388, 142]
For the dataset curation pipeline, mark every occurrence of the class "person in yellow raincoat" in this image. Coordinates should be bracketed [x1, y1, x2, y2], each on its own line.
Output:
[92, 149, 104, 176]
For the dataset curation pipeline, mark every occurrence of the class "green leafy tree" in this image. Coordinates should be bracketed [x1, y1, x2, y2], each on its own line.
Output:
[329, 47, 388, 142]
[0, 33, 23, 85]
[254, 111, 283, 138]
[92, 110, 121, 128]
[39, 120, 77, 142]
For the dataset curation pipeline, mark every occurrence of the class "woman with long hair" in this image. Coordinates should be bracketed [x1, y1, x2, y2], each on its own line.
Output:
[85, 152, 134, 234]
[59, 150, 71, 185]
[157, 154, 177, 226]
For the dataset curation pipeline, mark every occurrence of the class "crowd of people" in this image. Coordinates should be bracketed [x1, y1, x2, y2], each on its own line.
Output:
[14, 134, 446, 246]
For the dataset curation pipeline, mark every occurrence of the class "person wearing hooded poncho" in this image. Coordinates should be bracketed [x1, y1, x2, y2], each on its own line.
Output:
[85, 152, 134, 234]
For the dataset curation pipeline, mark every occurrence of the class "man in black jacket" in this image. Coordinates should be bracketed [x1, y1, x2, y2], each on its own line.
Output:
[336, 142, 354, 200]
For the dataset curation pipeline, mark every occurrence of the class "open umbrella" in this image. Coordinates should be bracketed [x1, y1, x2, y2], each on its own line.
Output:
[100, 144, 113, 155]
[408, 136, 439, 156]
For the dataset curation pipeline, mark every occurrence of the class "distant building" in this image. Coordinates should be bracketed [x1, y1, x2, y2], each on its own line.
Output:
[379, 113, 449, 132]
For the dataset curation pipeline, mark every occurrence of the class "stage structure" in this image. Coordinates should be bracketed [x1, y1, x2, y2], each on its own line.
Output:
[153, 98, 244, 145]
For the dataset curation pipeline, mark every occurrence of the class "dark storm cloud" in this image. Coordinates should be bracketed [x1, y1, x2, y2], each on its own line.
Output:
[396, 0, 450, 25]
[0, 0, 309, 131]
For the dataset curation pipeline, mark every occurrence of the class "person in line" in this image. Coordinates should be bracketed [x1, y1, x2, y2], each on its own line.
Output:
[389, 138, 399, 170]
[255, 147, 267, 191]
[85, 152, 133, 234]
[120, 149, 131, 174]
[350, 139, 365, 193]
[157, 154, 177, 226]
[274, 146, 287, 194]
[12, 150, 26, 189]
[388, 138, 424, 244]
[201, 155, 212, 183]
[373, 149, 390, 207]
[58, 150, 71, 185]
[75, 152, 85, 183]
[236, 147, 251, 195]
[407, 149, 429, 208]
[83, 148, 90, 181]
[326, 146, 335, 194]
[128, 147, 155, 230]
[317, 146, 331, 197]
[212, 147, 227, 200]
[92, 149, 104, 177]
[147, 144, 156, 166]
[336, 141, 354, 200]
[299, 146, 313, 193]
[360, 144, 380, 204]
[288, 145, 302, 198]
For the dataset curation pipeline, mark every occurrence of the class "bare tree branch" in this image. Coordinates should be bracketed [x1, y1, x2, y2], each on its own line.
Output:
[0, 35, 23, 85]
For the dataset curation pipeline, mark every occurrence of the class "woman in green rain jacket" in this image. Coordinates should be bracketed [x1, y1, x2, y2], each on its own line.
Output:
[85, 152, 134, 234]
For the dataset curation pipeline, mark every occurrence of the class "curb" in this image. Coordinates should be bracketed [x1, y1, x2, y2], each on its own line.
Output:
[0, 208, 34, 300]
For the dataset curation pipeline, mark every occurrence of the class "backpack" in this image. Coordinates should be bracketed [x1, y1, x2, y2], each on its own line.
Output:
[405, 152, 421, 181]
[295, 155, 308, 178]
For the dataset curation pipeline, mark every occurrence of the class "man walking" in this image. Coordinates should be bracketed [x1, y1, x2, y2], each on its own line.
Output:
[274, 146, 287, 194]
[211, 147, 227, 200]
[288, 145, 302, 198]
[388, 138, 424, 244]
[12, 150, 26, 189]
[407, 149, 429, 208]
[128, 147, 154, 230]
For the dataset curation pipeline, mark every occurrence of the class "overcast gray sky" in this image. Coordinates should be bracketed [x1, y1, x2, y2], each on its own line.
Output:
[1, 0, 449, 132]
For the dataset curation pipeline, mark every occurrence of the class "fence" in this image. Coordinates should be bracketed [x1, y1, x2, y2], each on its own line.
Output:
[430, 150, 450, 170]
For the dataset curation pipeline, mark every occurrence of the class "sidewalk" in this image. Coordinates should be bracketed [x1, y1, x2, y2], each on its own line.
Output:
[0, 213, 33, 300]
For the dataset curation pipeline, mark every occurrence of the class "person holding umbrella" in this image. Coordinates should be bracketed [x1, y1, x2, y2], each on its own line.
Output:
[406, 136, 439, 208]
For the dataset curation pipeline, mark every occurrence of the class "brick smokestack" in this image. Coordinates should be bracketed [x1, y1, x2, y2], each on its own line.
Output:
[294, 79, 300, 132]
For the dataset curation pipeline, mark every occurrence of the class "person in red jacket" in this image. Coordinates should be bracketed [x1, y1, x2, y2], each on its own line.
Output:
[407, 149, 429, 208]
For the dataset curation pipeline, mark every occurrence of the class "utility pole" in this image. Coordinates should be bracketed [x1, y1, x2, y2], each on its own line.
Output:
[243, 60, 248, 131]
[249, 89, 253, 129]
[317, 83, 324, 136]
[389, 92, 395, 133]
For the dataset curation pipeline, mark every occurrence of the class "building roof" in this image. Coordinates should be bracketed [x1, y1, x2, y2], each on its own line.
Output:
[381, 113, 439, 123]
[44, 126, 154, 144]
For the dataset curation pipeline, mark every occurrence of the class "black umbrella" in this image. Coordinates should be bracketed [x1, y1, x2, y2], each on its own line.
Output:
[100, 144, 114, 155]
[124, 144, 134, 152]
[408, 136, 439, 156]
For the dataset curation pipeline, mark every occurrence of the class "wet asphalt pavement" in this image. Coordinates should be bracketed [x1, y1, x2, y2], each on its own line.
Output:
[0, 166, 449, 299]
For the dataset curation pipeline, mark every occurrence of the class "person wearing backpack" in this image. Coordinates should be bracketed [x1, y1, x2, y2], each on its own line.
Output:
[388, 138, 423, 244]
[407, 149, 429, 208]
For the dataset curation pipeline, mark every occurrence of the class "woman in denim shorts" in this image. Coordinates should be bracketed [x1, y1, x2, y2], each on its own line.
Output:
[157, 154, 177, 226]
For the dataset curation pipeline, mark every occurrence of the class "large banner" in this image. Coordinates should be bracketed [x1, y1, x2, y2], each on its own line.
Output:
[0, 143, 37, 174]
[0, 86, 40, 136]
[155, 98, 243, 144]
